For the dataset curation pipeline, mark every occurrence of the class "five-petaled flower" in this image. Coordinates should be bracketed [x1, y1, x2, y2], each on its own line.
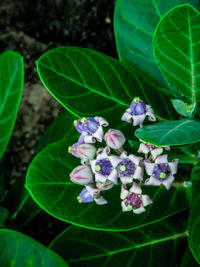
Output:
[144, 155, 179, 190]
[117, 151, 143, 184]
[121, 97, 156, 126]
[77, 184, 107, 205]
[90, 147, 121, 184]
[120, 183, 153, 214]
[74, 116, 108, 143]
[138, 142, 170, 160]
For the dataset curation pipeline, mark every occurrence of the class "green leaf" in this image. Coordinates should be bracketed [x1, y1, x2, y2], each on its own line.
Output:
[135, 119, 200, 146]
[171, 99, 189, 117]
[188, 163, 200, 264]
[0, 50, 24, 159]
[25, 141, 190, 231]
[114, 0, 200, 87]
[36, 46, 174, 134]
[181, 248, 199, 267]
[153, 4, 200, 113]
[50, 215, 188, 266]
[0, 206, 9, 227]
[0, 229, 68, 266]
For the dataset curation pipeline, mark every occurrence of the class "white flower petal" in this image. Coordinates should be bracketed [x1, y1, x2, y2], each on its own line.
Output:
[132, 114, 146, 126]
[169, 159, 179, 175]
[145, 176, 161, 186]
[144, 161, 155, 175]
[109, 155, 122, 168]
[95, 196, 107, 205]
[155, 154, 168, 164]
[108, 169, 118, 184]
[95, 173, 107, 183]
[96, 147, 110, 160]
[146, 105, 156, 121]
[121, 111, 132, 123]
[95, 116, 109, 127]
[120, 185, 129, 199]
[142, 195, 153, 207]
[93, 126, 104, 142]
[133, 166, 143, 180]
[164, 146, 170, 151]
[162, 175, 174, 190]
[129, 154, 143, 165]
[86, 184, 99, 196]
[120, 176, 133, 184]
[84, 135, 96, 143]
[151, 148, 163, 160]
[130, 182, 142, 194]
[137, 143, 149, 154]
[133, 206, 146, 214]
[90, 159, 96, 173]
[120, 151, 128, 159]
[121, 200, 129, 212]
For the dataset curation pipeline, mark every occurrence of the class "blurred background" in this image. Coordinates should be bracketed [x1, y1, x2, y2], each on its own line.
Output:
[0, 0, 116, 244]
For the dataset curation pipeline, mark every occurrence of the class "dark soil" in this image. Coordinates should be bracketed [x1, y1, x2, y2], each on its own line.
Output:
[0, 0, 117, 244]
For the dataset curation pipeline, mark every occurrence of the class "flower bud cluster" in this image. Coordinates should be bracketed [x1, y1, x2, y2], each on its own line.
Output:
[69, 98, 179, 214]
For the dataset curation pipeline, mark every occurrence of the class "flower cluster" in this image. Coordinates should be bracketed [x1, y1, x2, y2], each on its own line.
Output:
[69, 98, 179, 214]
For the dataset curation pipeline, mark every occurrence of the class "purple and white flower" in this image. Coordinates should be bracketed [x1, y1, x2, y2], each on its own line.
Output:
[77, 184, 107, 205]
[144, 155, 179, 190]
[70, 165, 94, 185]
[90, 147, 121, 184]
[121, 97, 156, 126]
[138, 142, 170, 160]
[74, 116, 108, 143]
[104, 129, 126, 150]
[120, 183, 153, 214]
[117, 151, 143, 184]
[68, 143, 96, 160]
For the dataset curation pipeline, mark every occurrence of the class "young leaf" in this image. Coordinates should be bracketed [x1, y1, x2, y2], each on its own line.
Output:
[36, 46, 173, 133]
[25, 141, 190, 231]
[153, 4, 200, 113]
[49, 215, 188, 267]
[114, 0, 200, 87]
[188, 163, 200, 264]
[0, 229, 68, 266]
[135, 119, 200, 146]
[0, 50, 24, 159]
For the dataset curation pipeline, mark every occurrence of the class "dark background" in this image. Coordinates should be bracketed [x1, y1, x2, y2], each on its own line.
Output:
[0, 0, 117, 245]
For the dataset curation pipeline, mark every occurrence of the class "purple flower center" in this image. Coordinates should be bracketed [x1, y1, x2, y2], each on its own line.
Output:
[152, 163, 171, 181]
[130, 100, 146, 116]
[124, 192, 143, 210]
[79, 187, 94, 203]
[95, 159, 113, 177]
[83, 117, 99, 135]
[118, 159, 136, 177]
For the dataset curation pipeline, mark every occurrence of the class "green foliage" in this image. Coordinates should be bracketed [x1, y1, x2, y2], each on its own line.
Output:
[0, 50, 24, 159]
[25, 141, 190, 231]
[0, 206, 9, 227]
[49, 215, 187, 267]
[188, 163, 200, 263]
[0, 229, 68, 266]
[135, 119, 200, 146]
[154, 4, 200, 116]
[181, 248, 199, 267]
[114, 0, 200, 87]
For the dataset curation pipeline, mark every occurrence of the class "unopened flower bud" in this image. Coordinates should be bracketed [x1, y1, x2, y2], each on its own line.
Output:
[96, 180, 114, 191]
[70, 165, 93, 185]
[69, 143, 96, 159]
[104, 129, 125, 149]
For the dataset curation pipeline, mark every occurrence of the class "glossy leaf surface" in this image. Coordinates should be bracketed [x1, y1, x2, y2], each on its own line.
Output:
[36, 46, 174, 134]
[0, 229, 68, 266]
[26, 141, 190, 231]
[154, 4, 200, 109]
[114, 0, 200, 87]
[50, 216, 188, 267]
[0, 50, 24, 159]
[181, 248, 199, 267]
[135, 119, 200, 146]
[188, 163, 200, 263]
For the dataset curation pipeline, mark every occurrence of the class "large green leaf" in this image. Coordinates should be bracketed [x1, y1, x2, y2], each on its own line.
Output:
[0, 206, 9, 227]
[36, 46, 174, 134]
[0, 229, 68, 266]
[25, 141, 190, 231]
[135, 119, 200, 146]
[114, 0, 200, 87]
[153, 4, 200, 111]
[0, 50, 24, 159]
[181, 248, 199, 267]
[188, 163, 200, 264]
[50, 215, 188, 267]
